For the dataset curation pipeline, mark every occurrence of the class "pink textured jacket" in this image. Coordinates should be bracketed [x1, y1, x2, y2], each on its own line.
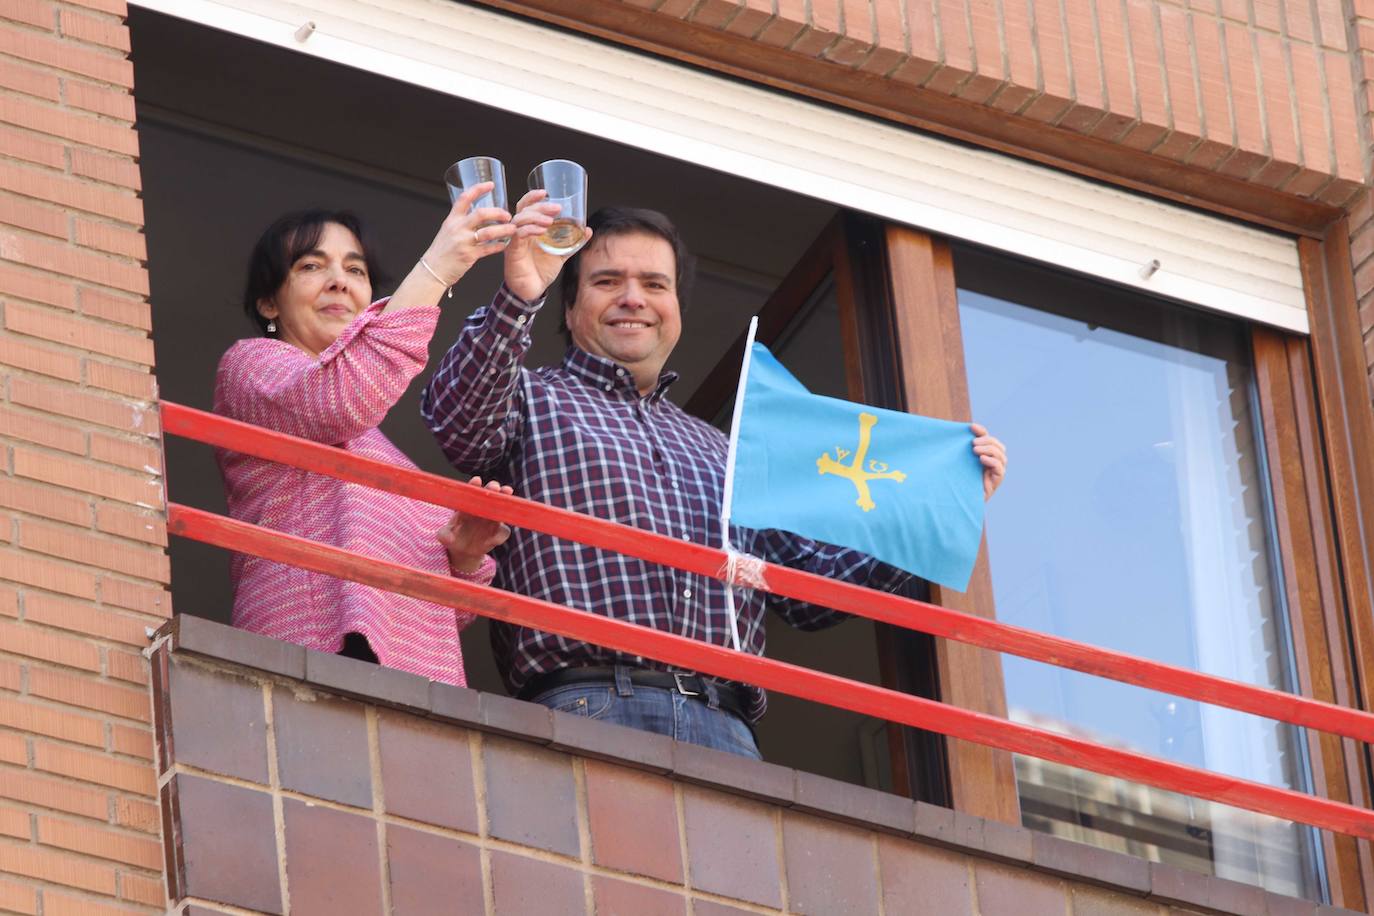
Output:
[213, 300, 488, 686]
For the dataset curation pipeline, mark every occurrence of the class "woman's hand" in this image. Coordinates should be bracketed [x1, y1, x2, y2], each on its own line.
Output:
[972, 422, 1007, 501]
[502, 189, 593, 302]
[386, 183, 517, 313]
[421, 181, 516, 285]
[437, 477, 514, 574]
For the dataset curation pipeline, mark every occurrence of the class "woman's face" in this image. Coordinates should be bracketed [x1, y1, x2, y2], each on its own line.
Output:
[257, 222, 373, 357]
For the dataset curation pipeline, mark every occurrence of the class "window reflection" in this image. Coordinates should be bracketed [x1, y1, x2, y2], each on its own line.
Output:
[955, 246, 1323, 899]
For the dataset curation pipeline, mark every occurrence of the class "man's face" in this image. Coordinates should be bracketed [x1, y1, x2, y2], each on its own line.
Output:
[566, 231, 682, 395]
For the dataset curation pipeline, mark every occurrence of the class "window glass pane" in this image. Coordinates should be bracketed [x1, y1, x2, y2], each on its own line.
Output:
[955, 246, 1323, 899]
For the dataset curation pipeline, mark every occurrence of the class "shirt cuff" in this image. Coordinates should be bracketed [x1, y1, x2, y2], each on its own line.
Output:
[450, 552, 497, 585]
[485, 283, 545, 339]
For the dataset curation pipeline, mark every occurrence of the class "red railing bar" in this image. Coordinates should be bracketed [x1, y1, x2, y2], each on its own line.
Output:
[161, 400, 1374, 746]
[168, 502, 1374, 839]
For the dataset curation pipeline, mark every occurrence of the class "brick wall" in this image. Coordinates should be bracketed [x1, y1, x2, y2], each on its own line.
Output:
[155, 618, 1350, 916]
[0, 1, 168, 913]
[526, 0, 1370, 206]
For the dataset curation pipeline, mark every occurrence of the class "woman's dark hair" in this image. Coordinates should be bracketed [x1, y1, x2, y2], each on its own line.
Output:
[558, 207, 694, 337]
[241, 209, 391, 336]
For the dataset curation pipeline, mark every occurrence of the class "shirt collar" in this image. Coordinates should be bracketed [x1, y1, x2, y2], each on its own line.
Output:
[562, 346, 679, 403]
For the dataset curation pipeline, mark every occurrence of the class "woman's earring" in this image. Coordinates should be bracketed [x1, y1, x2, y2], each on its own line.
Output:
[267, 320, 276, 334]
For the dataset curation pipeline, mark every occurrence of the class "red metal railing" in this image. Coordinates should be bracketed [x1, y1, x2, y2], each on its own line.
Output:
[163, 401, 1374, 839]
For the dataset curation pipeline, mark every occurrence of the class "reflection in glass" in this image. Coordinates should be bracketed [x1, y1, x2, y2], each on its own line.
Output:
[955, 247, 1322, 899]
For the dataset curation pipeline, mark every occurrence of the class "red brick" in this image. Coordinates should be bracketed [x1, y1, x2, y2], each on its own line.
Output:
[42, 891, 148, 916]
[69, 148, 139, 192]
[1289, 42, 1332, 175]
[10, 376, 156, 435]
[1325, 50, 1362, 181]
[94, 503, 164, 547]
[85, 360, 154, 399]
[37, 815, 160, 869]
[77, 288, 147, 331]
[112, 796, 156, 834]
[20, 518, 169, 582]
[0, 330, 86, 383]
[0, 58, 61, 101]
[14, 448, 161, 511]
[0, 693, 103, 746]
[690, 0, 741, 29]
[34, 739, 153, 794]
[119, 871, 163, 907]
[64, 0, 126, 14]
[1222, 23, 1263, 155]
[105, 650, 145, 687]
[0, 477, 89, 526]
[59, 9, 129, 52]
[110, 722, 149, 756]
[97, 576, 168, 616]
[0, 0, 54, 29]
[73, 218, 144, 260]
[0, 876, 37, 916]
[1316, 0, 1347, 49]
[0, 765, 106, 819]
[586, 760, 682, 882]
[0, 613, 101, 669]
[1255, 32, 1300, 167]
[0, 841, 116, 894]
[0, 549, 97, 599]
[0, 261, 76, 308]
[62, 81, 134, 125]
[0, 585, 15, 618]
[0, 805, 30, 840]
[0, 124, 65, 169]
[24, 592, 151, 646]
[0, 160, 140, 225]
[0, 191, 65, 238]
[1285, 0, 1315, 42]
[1092, 0, 1133, 119]
[1029, 0, 1070, 103]
[0, 404, 86, 453]
[0, 96, 137, 158]
[724, 0, 771, 36]
[0, 231, 147, 297]
[89, 431, 161, 474]
[28, 665, 150, 723]
[1125, 0, 1168, 125]
[0, 21, 133, 86]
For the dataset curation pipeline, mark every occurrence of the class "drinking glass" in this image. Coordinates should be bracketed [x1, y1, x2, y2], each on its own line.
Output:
[444, 156, 508, 244]
[527, 159, 588, 256]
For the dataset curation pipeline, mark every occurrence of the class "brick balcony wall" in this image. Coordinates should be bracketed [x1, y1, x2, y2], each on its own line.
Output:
[0, 1, 168, 913]
[153, 617, 1356, 916]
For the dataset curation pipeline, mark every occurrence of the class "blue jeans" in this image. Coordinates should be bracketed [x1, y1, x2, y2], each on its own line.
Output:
[530, 666, 762, 759]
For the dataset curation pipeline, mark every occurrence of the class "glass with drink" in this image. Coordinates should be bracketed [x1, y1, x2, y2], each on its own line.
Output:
[444, 156, 508, 244]
[527, 159, 588, 256]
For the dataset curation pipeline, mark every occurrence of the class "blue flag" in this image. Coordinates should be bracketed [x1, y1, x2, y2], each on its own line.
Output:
[729, 343, 985, 591]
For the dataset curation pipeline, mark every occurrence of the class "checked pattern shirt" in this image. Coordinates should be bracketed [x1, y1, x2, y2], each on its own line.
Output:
[421, 285, 907, 721]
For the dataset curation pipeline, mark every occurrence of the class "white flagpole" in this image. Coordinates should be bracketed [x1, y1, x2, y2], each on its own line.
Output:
[719, 316, 759, 652]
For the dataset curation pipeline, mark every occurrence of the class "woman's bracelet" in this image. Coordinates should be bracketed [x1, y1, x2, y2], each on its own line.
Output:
[419, 258, 453, 299]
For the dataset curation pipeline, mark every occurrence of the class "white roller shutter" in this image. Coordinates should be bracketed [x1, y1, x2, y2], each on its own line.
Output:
[131, 0, 1310, 333]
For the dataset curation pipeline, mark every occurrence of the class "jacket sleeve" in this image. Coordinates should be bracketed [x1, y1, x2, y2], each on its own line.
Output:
[214, 300, 438, 445]
[420, 284, 544, 476]
[743, 525, 913, 630]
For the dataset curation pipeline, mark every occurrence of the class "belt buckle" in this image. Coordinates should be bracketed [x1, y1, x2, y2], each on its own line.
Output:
[672, 672, 701, 697]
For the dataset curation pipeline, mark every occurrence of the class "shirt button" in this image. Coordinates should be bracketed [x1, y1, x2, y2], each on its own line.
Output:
[604, 383, 612, 391]
[681, 532, 690, 541]
[683, 588, 692, 598]
[671, 480, 679, 489]
[616, 368, 625, 377]
[515, 315, 527, 325]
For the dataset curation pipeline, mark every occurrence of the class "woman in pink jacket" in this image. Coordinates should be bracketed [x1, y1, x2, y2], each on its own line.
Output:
[214, 183, 527, 686]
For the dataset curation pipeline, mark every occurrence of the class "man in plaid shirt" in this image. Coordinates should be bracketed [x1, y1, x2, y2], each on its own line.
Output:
[422, 198, 1007, 758]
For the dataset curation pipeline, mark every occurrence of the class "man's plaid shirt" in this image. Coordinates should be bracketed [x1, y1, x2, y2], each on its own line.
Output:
[421, 285, 907, 721]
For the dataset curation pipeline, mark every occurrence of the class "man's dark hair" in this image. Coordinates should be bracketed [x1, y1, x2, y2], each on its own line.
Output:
[241, 209, 391, 336]
[558, 207, 694, 338]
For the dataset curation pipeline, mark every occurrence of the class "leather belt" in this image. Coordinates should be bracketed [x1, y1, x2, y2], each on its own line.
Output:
[520, 666, 750, 721]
